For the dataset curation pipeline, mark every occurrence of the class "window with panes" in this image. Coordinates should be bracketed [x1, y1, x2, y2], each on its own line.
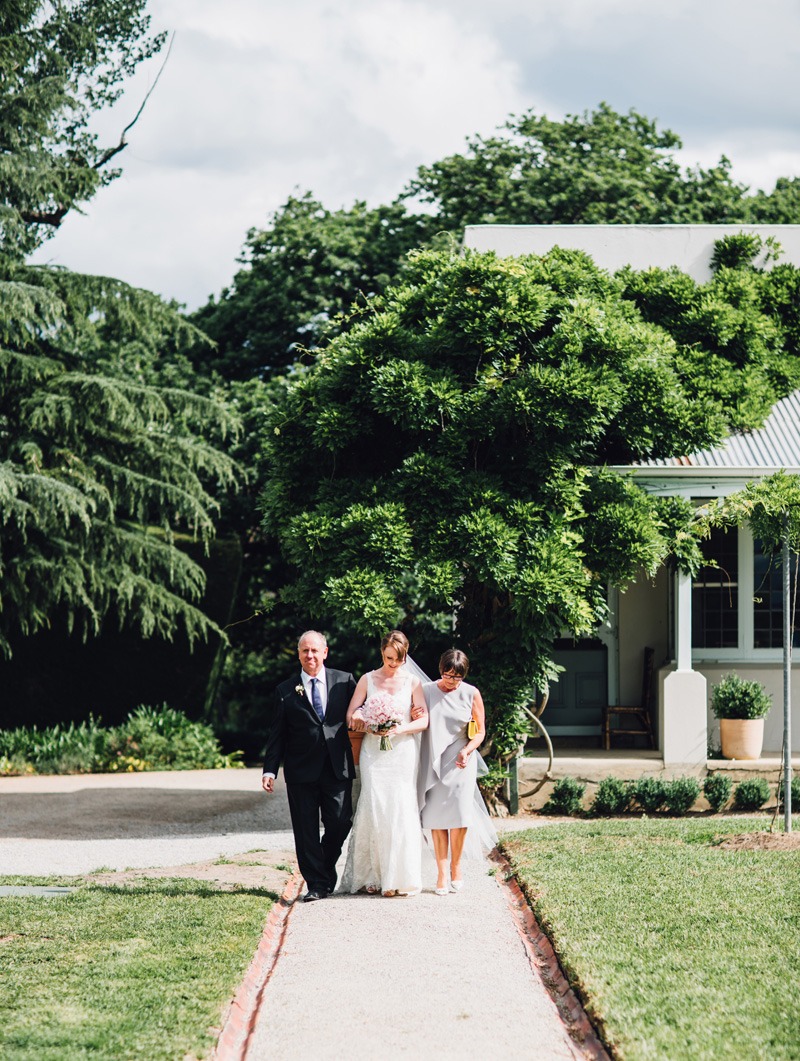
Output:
[692, 527, 738, 649]
[753, 540, 800, 649]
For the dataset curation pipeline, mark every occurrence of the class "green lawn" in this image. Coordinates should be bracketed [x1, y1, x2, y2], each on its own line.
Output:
[0, 878, 273, 1060]
[501, 818, 800, 1061]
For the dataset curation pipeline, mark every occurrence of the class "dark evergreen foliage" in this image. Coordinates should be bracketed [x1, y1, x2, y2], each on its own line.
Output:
[0, 3, 241, 668]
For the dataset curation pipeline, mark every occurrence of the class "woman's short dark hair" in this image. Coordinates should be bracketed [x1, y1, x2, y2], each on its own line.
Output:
[438, 648, 469, 677]
[381, 629, 409, 661]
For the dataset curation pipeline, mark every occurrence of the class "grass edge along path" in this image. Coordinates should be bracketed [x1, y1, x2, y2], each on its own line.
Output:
[500, 817, 800, 1061]
[0, 877, 275, 1061]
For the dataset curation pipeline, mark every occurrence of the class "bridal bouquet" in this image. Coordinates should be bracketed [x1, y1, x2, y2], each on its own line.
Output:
[360, 693, 402, 751]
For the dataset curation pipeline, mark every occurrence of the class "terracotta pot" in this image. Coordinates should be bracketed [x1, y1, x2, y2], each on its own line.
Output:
[720, 718, 764, 760]
[348, 729, 365, 766]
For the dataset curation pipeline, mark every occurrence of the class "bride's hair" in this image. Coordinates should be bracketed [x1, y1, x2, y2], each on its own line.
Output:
[380, 629, 409, 661]
[439, 648, 469, 677]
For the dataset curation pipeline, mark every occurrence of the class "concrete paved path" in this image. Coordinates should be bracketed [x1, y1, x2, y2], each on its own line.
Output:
[246, 845, 581, 1061]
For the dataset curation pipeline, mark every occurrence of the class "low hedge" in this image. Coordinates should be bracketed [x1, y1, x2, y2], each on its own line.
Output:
[548, 773, 786, 818]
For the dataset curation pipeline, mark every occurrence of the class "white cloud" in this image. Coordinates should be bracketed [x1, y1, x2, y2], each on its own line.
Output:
[29, 0, 800, 309]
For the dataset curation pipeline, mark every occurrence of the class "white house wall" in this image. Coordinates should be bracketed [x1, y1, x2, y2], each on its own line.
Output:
[464, 224, 800, 282]
[617, 567, 670, 707]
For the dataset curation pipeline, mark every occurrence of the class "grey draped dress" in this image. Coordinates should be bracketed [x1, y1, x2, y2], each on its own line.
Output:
[418, 681, 497, 850]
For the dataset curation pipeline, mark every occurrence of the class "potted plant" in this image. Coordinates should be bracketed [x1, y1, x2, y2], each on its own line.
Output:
[710, 674, 772, 760]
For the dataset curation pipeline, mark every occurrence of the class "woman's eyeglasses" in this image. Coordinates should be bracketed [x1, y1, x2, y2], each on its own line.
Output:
[440, 673, 463, 683]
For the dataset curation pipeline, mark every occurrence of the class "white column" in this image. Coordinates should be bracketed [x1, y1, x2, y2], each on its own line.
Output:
[675, 568, 692, 671]
[661, 567, 707, 766]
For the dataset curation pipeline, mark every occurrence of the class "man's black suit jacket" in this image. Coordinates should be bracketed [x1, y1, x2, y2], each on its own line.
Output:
[263, 668, 356, 784]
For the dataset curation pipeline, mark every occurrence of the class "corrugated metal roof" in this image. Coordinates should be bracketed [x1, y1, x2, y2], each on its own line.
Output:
[634, 390, 800, 469]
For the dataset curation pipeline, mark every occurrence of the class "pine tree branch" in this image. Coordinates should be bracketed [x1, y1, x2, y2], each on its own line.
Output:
[18, 207, 70, 228]
[19, 33, 176, 230]
[93, 31, 176, 171]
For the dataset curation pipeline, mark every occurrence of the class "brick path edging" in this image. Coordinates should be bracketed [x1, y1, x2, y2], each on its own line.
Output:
[490, 849, 611, 1061]
[212, 870, 304, 1061]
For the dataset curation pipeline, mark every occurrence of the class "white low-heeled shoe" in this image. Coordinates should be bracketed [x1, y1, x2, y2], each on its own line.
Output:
[434, 886, 449, 896]
[450, 879, 464, 892]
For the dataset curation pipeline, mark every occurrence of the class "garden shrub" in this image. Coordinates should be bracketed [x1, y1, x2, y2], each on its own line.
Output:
[703, 773, 732, 812]
[590, 776, 631, 817]
[109, 705, 239, 770]
[663, 777, 701, 816]
[0, 705, 241, 775]
[733, 777, 770, 811]
[0, 754, 35, 777]
[631, 777, 667, 814]
[0, 718, 109, 774]
[777, 774, 800, 810]
[710, 674, 772, 720]
[542, 776, 586, 816]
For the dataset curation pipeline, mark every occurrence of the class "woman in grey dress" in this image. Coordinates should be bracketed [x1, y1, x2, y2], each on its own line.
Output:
[418, 649, 496, 895]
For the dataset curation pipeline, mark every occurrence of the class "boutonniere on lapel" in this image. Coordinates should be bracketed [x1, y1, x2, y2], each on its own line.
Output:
[295, 683, 305, 697]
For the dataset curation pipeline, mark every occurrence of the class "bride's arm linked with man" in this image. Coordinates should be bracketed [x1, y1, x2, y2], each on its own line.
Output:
[262, 628, 496, 901]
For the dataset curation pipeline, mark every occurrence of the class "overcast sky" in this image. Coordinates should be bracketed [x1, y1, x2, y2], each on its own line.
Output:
[31, 0, 800, 311]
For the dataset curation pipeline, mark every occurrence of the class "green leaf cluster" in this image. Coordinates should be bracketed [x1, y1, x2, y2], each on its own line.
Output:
[701, 470, 800, 556]
[404, 103, 750, 231]
[619, 237, 800, 434]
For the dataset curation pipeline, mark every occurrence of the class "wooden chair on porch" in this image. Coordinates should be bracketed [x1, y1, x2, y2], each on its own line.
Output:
[603, 646, 655, 750]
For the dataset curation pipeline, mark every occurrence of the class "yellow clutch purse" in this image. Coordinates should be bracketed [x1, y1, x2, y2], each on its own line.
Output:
[467, 717, 479, 740]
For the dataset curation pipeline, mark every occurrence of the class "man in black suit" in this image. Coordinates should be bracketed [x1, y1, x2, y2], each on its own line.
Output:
[262, 630, 356, 902]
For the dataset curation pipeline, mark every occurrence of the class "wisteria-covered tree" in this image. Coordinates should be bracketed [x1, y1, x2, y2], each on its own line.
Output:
[259, 242, 800, 755]
[260, 250, 699, 752]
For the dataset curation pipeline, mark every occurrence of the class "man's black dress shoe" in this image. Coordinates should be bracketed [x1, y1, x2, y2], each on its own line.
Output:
[303, 890, 328, 903]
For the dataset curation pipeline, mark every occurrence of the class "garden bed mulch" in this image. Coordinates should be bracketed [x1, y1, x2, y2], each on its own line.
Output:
[715, 831, 800, 851]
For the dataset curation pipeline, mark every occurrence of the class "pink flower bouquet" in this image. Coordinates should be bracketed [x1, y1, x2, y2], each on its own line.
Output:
[360, 693, 402, 750]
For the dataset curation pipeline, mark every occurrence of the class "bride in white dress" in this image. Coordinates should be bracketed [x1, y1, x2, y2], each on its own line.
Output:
[340, 630, 428, 897]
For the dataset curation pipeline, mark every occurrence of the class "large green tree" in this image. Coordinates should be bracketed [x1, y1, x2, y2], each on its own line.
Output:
[194, 193, 433, 380]
[405, 102, 751, 230]
[0, 2, 241, 662]
[0, 267, 239, 658]
[259, 243, 800, 755]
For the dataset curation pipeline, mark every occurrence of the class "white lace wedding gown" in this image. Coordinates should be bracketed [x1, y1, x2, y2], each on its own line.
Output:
[340, 671, 422, 894]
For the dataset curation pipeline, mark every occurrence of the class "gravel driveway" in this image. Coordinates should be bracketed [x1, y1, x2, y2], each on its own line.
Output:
[0, 767, 292, 875]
